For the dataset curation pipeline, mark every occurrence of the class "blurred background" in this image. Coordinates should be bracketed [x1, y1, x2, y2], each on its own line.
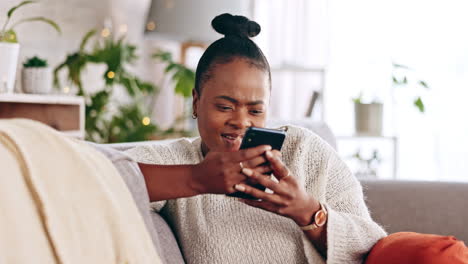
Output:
[1, 0, 467, 181]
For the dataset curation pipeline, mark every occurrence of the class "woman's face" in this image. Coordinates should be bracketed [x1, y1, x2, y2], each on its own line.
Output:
[193, 58, 270, 154]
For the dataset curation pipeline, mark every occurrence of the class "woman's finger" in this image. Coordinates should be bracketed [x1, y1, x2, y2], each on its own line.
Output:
[265, 150, 290, 180]
[233, 145, 272, 162]
[242, 168, 290, 197]
[241, 155, 267, 169]
[253, 164, 272, 175]
[234, 181, 287, 206]
[240, 199, 281, 214]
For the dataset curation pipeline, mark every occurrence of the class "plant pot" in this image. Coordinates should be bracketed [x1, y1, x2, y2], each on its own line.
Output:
[354, 102, 383, 136]
[22, 67, 53, 94]
[0, 42, 20, 93]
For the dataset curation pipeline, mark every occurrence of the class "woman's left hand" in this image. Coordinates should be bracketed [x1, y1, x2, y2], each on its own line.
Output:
[234, 150, 321, 226]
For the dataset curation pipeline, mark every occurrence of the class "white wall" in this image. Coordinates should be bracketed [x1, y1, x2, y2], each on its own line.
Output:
[1, 0, 184, 128]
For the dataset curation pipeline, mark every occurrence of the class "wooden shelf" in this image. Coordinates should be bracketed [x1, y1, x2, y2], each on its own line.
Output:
[0, 93, 85, 139]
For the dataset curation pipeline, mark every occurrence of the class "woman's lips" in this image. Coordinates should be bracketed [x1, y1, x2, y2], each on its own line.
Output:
[221, 133, 243, 151]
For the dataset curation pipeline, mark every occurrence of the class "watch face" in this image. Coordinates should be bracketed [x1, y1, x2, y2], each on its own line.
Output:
[315, 211, 327, 227]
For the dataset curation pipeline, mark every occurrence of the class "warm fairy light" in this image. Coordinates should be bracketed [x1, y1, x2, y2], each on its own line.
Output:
[63, 86, 70, 93]
[119, 24, 128, 34]
[107, 71, 115, 79]
[142, 117, 151, 126]
[101, 28, 111, 37]
[146, 21, 156, 31]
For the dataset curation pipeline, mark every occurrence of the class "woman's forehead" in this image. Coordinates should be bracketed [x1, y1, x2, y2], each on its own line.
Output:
[202, 59, 270, 100]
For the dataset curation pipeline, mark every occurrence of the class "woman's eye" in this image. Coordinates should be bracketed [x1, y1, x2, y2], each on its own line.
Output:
[250, 109, 264, 115]
[217, 105, 233, 111]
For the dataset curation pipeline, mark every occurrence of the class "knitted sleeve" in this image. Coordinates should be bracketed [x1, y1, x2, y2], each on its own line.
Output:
[323, 148, 387, 263]
[293, 128, 387, 263]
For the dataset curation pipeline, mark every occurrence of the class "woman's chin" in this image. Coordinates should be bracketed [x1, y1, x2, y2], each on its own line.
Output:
[221, 137, 242, 152]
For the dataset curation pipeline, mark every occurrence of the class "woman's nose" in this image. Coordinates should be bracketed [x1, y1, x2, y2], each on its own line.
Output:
[228, 110, 252, 129]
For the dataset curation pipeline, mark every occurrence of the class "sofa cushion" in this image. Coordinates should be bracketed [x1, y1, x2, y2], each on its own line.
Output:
[88, 142, 185, 264]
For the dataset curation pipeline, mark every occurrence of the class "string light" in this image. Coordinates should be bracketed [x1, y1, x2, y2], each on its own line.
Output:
[107, 71, 115, 79]
[142, 117, 151, 126]
[119, 24, 128, 34]
[146, 21, 156, 31]
[101, 28, 111, 37]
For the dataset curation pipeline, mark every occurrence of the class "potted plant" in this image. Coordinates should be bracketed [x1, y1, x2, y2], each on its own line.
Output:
[352, 94, 383, 136]
[21, 56, 52, 94]
[0, 0, 60, 93]
[352, 63, 429, 136]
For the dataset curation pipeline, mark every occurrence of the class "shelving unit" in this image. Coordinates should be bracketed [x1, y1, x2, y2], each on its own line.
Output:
[336, 134, 399, 179]
[270, 64, 326, 120]
[0, 93, 85, 139]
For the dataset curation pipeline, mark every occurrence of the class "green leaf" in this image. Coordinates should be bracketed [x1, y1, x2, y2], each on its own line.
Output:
[0, 29, 18, 43]
[9, 17, 61, 34]
[414, 97, 425, 113]
[419, 80, 429, 89]
[7, 1, 36, 18]
[23, 56, 48, 67]
[392, 62, 410, 69]
[80, 29, 97, 51]
[152, 50, 172, 62]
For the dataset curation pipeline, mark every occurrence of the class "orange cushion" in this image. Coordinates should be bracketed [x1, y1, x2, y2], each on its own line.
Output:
[365, 232, 468, 264]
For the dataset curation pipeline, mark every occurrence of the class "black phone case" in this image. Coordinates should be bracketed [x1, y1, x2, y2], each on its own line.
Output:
[227, 127, 286, 200]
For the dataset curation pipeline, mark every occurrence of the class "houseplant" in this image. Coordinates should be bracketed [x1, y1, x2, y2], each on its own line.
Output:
[0, 0, 60, 93]
[352, 63, 430, 135]
[352, 95, 383, 136]
[392, 62, 429, 113]
[54, 29, 157, 143]
[22, 56, 52, 94]
[54, 30, 196, 143]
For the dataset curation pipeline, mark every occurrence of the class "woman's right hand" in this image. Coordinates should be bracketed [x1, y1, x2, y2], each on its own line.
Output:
[191, 145, 273, 194]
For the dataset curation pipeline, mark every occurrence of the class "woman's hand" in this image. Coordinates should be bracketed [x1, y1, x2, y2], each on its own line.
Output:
[191, 145, 272, 195]
[234, 150, 321, 226]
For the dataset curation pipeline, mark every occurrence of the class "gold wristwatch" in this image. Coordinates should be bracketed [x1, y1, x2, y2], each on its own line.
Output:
[300, 202, 328, 231]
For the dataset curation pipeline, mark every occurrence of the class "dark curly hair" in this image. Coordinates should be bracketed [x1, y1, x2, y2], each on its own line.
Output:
[194, 13, 271, 95]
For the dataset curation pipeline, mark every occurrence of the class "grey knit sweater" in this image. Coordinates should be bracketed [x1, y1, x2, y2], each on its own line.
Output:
[125, 125, 386, 264]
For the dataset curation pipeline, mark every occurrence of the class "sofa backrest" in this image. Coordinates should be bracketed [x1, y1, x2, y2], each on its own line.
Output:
[362, 180, 468, 243]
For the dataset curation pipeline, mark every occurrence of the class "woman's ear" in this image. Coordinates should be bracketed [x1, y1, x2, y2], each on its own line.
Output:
[192, 89, 199, 117]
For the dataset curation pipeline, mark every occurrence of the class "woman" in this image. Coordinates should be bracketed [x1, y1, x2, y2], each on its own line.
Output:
[127, 14, 386, 263]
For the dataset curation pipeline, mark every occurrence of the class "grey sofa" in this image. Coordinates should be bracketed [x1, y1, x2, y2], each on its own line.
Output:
[99, 122, 468, 263]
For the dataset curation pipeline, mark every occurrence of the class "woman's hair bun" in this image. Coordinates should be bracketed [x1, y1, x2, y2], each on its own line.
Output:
[212, 13, 261, 38]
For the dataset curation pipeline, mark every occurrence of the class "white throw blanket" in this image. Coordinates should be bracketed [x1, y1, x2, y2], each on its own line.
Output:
[0, 119, 161, 264]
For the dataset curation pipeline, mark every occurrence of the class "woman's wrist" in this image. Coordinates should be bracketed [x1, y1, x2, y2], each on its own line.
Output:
[188, 164, 207, 195]
[294, 197, 321, 227]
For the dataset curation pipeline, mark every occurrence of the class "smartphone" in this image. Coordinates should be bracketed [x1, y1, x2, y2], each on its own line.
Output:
[227, 127, 287, 199]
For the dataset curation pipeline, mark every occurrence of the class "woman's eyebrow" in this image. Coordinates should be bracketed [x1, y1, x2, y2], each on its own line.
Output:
[215, 95, 264, 106]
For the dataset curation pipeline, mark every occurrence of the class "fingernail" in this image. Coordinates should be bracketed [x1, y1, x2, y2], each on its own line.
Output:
[234, 184, 246, 192]
[266, 151, 273, 158]
[242, 168, 253, 176]
[265, 145, 272, 151]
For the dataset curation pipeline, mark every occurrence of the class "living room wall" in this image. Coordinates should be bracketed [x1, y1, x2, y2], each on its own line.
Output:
[1, 0, 182, 128]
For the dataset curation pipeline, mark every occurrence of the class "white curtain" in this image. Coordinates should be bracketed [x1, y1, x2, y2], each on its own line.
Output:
[252, 0, 329, 121]
[254, 0, 468, 181]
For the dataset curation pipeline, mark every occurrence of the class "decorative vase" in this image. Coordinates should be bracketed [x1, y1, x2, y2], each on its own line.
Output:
[0, 42, 20, 93]
[354, 102, 383, 136]
[21, 67, 53, 94]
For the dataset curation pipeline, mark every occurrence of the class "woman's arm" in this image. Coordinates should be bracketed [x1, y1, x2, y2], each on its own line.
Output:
[137, 163, 201, 202]
[136, 144, 273, 202]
